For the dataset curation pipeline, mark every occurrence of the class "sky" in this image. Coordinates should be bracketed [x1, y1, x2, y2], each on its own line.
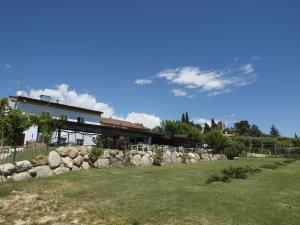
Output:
[0, 0, 300, 136]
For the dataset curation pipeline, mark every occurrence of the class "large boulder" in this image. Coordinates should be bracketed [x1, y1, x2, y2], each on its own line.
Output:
[102, 150, 110, 158]
[162, 152, 172, 164]
[15, 160, 32, 173]
[170, 152, 178, 163]
[73, 155, 83, 167]
[72, 165, 80, 171]
[62, 157, 73, 168]
[0, 176, 6, 183]
[31, 155, 48, 166]
[34, 165, 53, 177]
[53, 167, 70, 175]
[48, 151, 61, 168]
[132, 154, 142, 166]
[110, 158, 124, 167]
[115, 151, 124, 160]
[94, 158, 110, 168]
[220, 154, 227, 160]
[81, 161, 90, 170]
[56, 146, 79, 159]
[141, 153, 153, 166]
[0, 163, 15, 176]
[12, 172, 31, 181]
[78, 145, 91, 156]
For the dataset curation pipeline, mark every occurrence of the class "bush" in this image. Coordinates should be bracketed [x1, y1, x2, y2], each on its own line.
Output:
[260, 164, 279, 170]
[90, 147, 104, 162]
[224, 146, 239, 160]
[124, 150, 132, 166]
[283, 159, 296, 164]
[181, 154, 188, 164]
[152, 159, 161, 166]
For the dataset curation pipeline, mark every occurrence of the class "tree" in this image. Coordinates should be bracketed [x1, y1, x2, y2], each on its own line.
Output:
[181, 113, 186, 123]
[249, 124, 263, 137]
[295, 133, 298, 139]
[3, 108, 31, 146]
[234, 120, 251, 136]
[211, 118, 218, 129]
[270, 125, 280, 137]
[31, 112, 56, 145]
[185, 112, 189, 123]
[0, 98, 10, 146]
[203, 123, 211, 134]
[204, 130, 228, 153]
[93, 135, 103, 148]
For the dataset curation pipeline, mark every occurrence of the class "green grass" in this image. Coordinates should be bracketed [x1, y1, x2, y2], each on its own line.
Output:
[1, 158, 300, 225]
[0, 147, 53, 164]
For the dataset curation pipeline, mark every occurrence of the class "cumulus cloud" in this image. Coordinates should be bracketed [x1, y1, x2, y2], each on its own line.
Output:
[25, 84, 161, 129]
[134, 79, 152, 85]
[171, 89, 187, 97]
[125, 112, 161, 129]
[158, 63, 256, 96]
[193, 118, 224, 127]
[3, 63, 11, 69]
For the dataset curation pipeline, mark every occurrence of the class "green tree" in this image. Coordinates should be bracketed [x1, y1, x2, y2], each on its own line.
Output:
[270, 125, 280, 137]
[185, 112, 189, 123]
[31, 112, 56, 145]
[181, 113, 186, 123]
[204, 130, 228, 153]
[3, 108, 31, 146]
[234, 120, 251, 136]
[0, 98, 10, 146]
[211, 118, 218, 129]
[93, 134, 103, 148]
[203, 123, 211, 134]
[249, 124, 263, 137]
[295, 133, 298, 139]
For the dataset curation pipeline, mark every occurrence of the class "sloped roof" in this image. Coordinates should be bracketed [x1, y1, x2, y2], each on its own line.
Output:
[101, 117, 148, 130]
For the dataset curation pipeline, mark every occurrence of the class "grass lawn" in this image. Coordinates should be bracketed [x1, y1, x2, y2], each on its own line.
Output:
[0, 158, 300, 225]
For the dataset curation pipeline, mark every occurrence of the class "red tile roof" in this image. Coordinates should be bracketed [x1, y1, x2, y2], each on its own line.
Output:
[101, 117, 148, 130]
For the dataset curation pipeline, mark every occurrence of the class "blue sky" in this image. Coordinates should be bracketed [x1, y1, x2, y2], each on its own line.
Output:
[0, 0, 299, 136]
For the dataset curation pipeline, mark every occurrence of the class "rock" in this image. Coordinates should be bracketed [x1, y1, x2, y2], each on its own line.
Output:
[34, 165, 53, 177]
[189, 158, 197, 163]
[72, 165, 80, 171]
[110, 149, 119, 157]
[0, 163, 15, 176]
[170, 152, 178, 163]
[116, 151, 124, 160]
[56, 146, 79, 159]
[162, 152, 172, 164]
[62, 157, 73, 168]
[138, 151, 145, 156]
[132, 154, 142, 166]
[83, 154, 89, 161]
[94, 158, 110, 168]
[221, 154, 227, 160]
[48, 151, 61, 168]
[28, 168, 36, 177]
[6, 176, 13, 181]
[110, 158, 124, 167]
[12, 172, 31, 181]
[201, 154, 211, 161]
[194, 153, 200, 161]
[15, 160, 32, 173]
[81, 161, 90, 170]
[188, 153, 196, 159]
[78, 146, 91, 156]
[141, 153, 153, 166]
[130, 150, 138, 155]
[31, 155, 48, 166]
[53, 167, 69, 175]
[102, 150, 110, 158]
[73, 155, 83, 167]
[0, 175, 6, 183]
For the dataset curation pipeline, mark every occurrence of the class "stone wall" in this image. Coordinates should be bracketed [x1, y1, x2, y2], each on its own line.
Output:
[0, 146, 227, 183]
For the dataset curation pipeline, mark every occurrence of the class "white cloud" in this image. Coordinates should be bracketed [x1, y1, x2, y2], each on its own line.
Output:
[193, 118, 212, 127]
[134, 79, 152, 85]
[171, 89, 187, 97]
[252, 55, 260, 61]
[29, 84, 115, 117]
[26, 84, 161, 129]
[241, 63, 254, 74]
[125, 112, 161, 129]
[158, 63, 256, 96]
[4, 63, 11, 69]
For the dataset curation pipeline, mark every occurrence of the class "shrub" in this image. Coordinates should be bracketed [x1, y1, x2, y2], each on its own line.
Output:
[274, 161, 286, 166]
[124, 150, 132, 166]
[283, 159, 296, 164]
[260, 164, 279, 170]
[152, 159, 161, 166]
[181, 154, 188, 164]
[90, 147, 104, 162]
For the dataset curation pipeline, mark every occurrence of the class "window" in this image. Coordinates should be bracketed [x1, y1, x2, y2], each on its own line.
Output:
[77, 117, 85, 123]
[61, 114, 68, 121]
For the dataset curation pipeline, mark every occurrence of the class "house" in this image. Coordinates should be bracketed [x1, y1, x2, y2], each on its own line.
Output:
[9, 95, 103, 145]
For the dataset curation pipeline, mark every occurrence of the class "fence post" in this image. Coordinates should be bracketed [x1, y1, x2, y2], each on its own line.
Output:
[13, 146, 17, 162]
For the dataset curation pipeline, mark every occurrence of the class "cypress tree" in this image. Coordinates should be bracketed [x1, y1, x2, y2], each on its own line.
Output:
[181, 113, 186, 123]
[185, 112, 189, 123]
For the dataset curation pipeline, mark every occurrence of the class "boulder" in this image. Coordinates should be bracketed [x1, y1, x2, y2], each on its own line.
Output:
[78, 145, 91, 156]
[81, 161, 90, 170]
[110, 158, 124, 167]
[53, 167, 69, 175]
[102, 150, 110, 158]
[194, 153, 200, 161]
[187, 153, 196, 159]
[170, 152, 178, 163]
[83, 154, 89, 161]
[62, 157, 73, 168]
[94, 158, 110, 168]
[201, 154, 211, 161]
[138, 151, 145, 156]
[73, 155, 83, 167]
[34, 165, 53, 177]
[48, 151, 61, 168]
[15, 160, 32, 173]
[12, 172, 31, 181]
[0, 176, 6, 183]
[221, 154, 227, 160]
[116, 151, 124, 160]
[72, 165, 80, 171]
[28, 168, 37, 177]
[132, 154, 142, 166]
[130, 150, 138, 155]
[141, 153, 153, 166]
[189, 158, 197, 163]
[56, 146, 79, 159]
[162, 152, 172, 164]
[31, 155, 48, 166]
[0, 163, 15, 176]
